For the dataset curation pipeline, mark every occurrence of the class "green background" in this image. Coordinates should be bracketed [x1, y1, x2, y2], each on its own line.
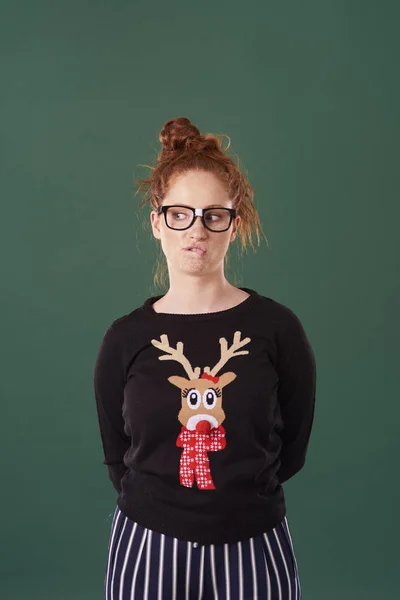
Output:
[1, 0, 398, 598]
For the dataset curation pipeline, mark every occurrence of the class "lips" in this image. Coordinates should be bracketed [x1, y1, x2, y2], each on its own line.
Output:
[183, 246, 206, 255]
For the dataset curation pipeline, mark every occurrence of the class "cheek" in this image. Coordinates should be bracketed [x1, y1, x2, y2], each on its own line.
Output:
[160, 228, 180, 252]
[214, 235, 230, 253]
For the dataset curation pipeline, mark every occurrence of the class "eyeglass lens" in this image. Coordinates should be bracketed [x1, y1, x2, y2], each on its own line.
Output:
[166, 207, 231, 231]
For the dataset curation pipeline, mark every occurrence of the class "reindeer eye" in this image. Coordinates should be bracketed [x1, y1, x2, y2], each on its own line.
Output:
[187, 389, 201, 410]
[203, 388, 217, 410]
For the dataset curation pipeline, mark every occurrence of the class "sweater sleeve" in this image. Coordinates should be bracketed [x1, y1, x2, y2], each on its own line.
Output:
[93, 322, 131, 494]
[275, 310, 317, 484]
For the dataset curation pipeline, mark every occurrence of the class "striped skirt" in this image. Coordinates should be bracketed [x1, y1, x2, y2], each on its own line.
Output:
[104, 506, 301, 599]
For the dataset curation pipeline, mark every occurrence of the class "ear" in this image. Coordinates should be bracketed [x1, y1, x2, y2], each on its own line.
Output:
[230, 215, 241, 242]
[217, 372, 237, 388]
[168, 375, 191, 389]
[150, 209, 162, 240]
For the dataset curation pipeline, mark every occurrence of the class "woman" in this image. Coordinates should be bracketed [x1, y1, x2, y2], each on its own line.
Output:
[94, 117, 317, 599]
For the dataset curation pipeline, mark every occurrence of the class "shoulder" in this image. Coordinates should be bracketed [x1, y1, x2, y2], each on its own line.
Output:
[251, 292, 315, 359]
[97, 305, 144, 347]
[252, 291, 304, 331]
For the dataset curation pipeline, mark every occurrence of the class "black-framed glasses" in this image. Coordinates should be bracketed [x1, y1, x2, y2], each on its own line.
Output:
[157, 205, 236, 232]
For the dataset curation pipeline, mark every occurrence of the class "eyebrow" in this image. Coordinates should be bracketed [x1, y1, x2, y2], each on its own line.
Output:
[170, 203, 227, 209]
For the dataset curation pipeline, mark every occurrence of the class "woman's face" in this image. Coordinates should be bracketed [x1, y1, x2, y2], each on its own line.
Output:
[150, 170, 241, 277]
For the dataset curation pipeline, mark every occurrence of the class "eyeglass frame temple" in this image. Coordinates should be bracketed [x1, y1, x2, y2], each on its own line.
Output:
[156, 205, 236, 232]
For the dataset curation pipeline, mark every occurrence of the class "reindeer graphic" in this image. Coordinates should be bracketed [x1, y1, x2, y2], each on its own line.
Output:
[151, 331, 251, 490]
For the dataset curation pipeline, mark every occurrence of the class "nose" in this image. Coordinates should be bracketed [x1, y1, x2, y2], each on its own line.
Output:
[196, 420, 211, 434]
[190, 215, 208, 234]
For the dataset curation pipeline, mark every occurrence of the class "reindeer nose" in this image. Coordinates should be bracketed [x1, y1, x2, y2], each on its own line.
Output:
[196, 420, 211, 434]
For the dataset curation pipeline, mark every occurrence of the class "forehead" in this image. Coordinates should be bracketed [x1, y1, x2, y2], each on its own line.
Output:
[183, 379, 220, 391]
[165, 170, 231, 205]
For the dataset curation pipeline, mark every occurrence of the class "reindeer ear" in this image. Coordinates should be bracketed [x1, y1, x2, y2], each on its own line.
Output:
[217, 372, 237, 388]
[168, 375, 190, 389]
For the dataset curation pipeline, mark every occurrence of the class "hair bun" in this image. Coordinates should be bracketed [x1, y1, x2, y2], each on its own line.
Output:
[159, 117, 201, 152]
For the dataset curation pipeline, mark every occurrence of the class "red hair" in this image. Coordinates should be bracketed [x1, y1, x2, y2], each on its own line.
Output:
[133, 117, 268, 290]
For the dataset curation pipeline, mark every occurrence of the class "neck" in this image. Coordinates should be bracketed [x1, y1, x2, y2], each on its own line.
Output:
[159, 276, 238, 313]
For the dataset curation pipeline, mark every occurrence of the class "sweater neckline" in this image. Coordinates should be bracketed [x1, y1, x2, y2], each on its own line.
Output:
[141, 287, 259, 322]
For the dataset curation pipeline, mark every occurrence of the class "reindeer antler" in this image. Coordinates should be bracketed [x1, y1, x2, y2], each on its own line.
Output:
[151, 334, 201, 379]
[203, 331, 251, 377]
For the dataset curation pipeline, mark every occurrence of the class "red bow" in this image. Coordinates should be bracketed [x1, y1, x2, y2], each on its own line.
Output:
[201, 372, 220, 383]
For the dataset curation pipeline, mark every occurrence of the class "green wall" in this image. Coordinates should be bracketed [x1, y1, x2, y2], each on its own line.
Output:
[1, 0, 398, 598]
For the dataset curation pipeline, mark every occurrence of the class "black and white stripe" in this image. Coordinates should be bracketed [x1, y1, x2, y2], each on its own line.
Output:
[104, 507, 301, 599]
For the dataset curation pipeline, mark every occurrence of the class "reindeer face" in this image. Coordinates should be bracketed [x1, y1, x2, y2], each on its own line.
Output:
[151, 331, 251, 433]
[168, 372, 237, 430]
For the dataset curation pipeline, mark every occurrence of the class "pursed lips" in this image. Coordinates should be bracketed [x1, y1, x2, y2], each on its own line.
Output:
[183, 247, 207, 255]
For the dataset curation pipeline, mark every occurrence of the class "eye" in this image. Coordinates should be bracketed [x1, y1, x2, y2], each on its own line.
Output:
[187, 389, 201, 410]
[170, 208, 191, 221]
[203, 388, 217, 410]
[205, 212, 220, 221]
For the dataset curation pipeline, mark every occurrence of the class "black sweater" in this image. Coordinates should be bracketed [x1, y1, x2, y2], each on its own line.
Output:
[93, 287, 317, 545]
